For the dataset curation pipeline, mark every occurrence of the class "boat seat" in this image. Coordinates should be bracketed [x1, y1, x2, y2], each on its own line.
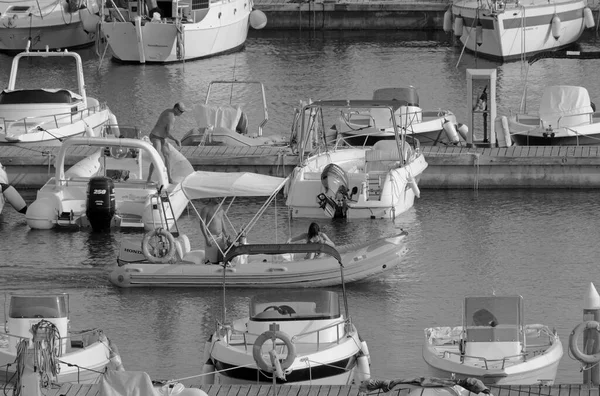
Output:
[369, 108, 393, 131]
[396, 105, 422, 127]
[464, 341, 522, 360]
[0, 89, 77, 104]
[464, 326, 521, 360]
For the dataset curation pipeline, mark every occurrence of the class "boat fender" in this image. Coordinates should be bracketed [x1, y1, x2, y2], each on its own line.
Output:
[107, 112, 121, 137]
[1, 183, 27, 214]
[495, 116, 512, 147]
[551, 15, 561, 40]
[252, 330, 296, 372]
[453, 15, 463, 37]
[584, 7, 595, 29]
[443, 8, 452, 32]
[142, 228, 177, 263]
[442, 119, 460, 144]
[355, 353, 371, 384]
[456, 123, 469, 141]
[250, 9, 268, 30]
[107, 336, 125, 371]
[407, 175, 420, 198]
[569, 321, 600, 364]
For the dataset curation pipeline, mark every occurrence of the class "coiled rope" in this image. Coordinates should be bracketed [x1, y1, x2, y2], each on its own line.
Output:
[31, 320, 62, 387]
[12, 339, 29, 396]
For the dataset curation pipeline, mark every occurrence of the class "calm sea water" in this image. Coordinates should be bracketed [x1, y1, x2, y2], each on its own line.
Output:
[1, 30, 600, 386]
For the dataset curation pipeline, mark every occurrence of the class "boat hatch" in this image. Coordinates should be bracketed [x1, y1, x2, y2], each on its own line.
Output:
[9, 295, 68, 319]
[464, 295, 523, 342]
[250, 290, 341, 321]
[6, 6, 31, 13]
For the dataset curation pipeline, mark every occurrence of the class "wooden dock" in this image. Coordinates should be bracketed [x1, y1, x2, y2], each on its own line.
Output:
[25, 383, 600, 396]
[3, 145, 600, 190]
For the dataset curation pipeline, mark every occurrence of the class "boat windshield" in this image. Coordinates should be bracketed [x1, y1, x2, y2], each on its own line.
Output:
[463, 295, 523, 342]
[9, 294, 69, 319]
[249, 290, 340, 321]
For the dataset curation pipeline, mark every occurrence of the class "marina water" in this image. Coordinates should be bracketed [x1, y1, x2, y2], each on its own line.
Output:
[1, 30, 600, 386]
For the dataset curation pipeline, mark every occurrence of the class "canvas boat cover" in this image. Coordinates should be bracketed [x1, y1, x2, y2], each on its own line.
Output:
[181, 171, 287, 199]
[539, 86, 594, 119]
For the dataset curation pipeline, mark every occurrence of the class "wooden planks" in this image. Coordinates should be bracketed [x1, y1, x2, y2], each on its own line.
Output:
[35, 383, 600, 396]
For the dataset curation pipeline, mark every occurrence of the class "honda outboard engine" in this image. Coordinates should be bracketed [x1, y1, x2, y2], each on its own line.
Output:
[318, 164, 350, 219]
[86, 176, 115, 231]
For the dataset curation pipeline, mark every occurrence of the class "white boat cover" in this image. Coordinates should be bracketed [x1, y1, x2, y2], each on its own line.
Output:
[539, 85, 594, 118]
[193, 103, 241, 130]
[181, 171, 287, 199]
[99, 371, 158, 396]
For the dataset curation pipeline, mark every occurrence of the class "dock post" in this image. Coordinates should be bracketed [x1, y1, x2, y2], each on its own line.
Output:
[583, 282, 600, 385]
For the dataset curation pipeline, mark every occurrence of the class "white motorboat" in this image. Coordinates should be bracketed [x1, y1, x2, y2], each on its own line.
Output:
[336, 87, 465, 146]
[0, 49, 113, 146]
[200, 288, 371, 385]
[448, 0, 595, 62]
[0, 293, 124, 384]
[500, 50, 600, 146]
[100, 0, 267, 63]
[285, 100, 428, 220]
[422, 295, 563, 385]
[25, 135, 194, 231]
[111, 170, 409, 287]
[182, 80, 289, 147]
[0, 161, 27, 215]
[0, 0, 101, 52]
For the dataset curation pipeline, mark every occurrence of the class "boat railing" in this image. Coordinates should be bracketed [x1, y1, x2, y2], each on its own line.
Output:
[0, 327, 105, 348]
[442, 349, 527, 369]
[0, 103, 108, 135]
[220, 318, 349, 352]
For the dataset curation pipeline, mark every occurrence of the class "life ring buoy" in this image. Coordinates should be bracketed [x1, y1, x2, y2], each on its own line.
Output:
[569, 321, 600, 364]
[252, 330, 296, 372]
[142, 228, 176, 263]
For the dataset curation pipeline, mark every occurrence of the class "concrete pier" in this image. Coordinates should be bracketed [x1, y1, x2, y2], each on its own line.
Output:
[253, 0, 449, 30]
[3, 145, 600, 190]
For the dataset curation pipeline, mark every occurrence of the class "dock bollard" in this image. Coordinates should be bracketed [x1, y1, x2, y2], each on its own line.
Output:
[583, 282, 600, 385]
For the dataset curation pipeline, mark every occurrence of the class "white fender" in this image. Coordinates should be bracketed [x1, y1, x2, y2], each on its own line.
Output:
[355, 354, 371, 383]
[108, 112, 120, 137]
[442, 119, 460, 144]
[1, 183, 27, 214]
[26, 197, 57, 230]
[456, 123, 469, 141]
[408, 175, 420, 198]
[584, 7, 595, 28]
[360, 339, 371, 365]
[79, 8, 100, 33]
[84, 124, 96, 138]
[453, 16, 463, 37]
[494, 116, 512, 147]
[443, 9, 452, 32]
[551, 15, 561, 39]
[250, 10, 268, 30]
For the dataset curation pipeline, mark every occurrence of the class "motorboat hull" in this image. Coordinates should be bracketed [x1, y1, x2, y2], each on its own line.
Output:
[0, 1, 100, 52]
[452, 0, 588, 61]
[102, 0, 252, 63]
[111, 232, 409, 288]
[341, 112, 460, 146]
[26, 137, 194, 231]
[286, 148, 428, 220]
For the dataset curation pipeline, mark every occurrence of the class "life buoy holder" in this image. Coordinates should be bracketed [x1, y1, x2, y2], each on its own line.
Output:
[142, 228, 176, 263]
[252, 330, 296, 372]
[569, 321, 600, 364]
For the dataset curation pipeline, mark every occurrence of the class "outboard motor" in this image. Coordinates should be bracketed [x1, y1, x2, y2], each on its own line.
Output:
[317, 164, 350, 219]
[86, 176, 115, 231]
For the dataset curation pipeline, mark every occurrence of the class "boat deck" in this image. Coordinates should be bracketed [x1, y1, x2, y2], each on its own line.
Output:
[31, 382, 600, 396]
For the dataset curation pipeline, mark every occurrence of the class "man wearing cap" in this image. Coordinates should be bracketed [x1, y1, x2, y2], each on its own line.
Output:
[147, 102, 185, 184]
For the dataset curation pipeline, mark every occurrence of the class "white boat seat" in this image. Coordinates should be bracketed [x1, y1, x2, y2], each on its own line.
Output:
[464, 341, 522, 360]
[538, 86, 594, 129]
[396, 105, 423, 127]
[369, 108, 394, 131]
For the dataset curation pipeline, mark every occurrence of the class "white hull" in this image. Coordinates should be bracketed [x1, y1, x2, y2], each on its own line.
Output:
[452, 0, 588, 61]
[103, 0, 251, 63]
[26, 137, 194, 231]
[286, 148, 428, 220]
[0, 1, 100, 52]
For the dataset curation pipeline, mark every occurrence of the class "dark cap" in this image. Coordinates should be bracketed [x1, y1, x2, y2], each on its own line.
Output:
[174, 102, 187, 113]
